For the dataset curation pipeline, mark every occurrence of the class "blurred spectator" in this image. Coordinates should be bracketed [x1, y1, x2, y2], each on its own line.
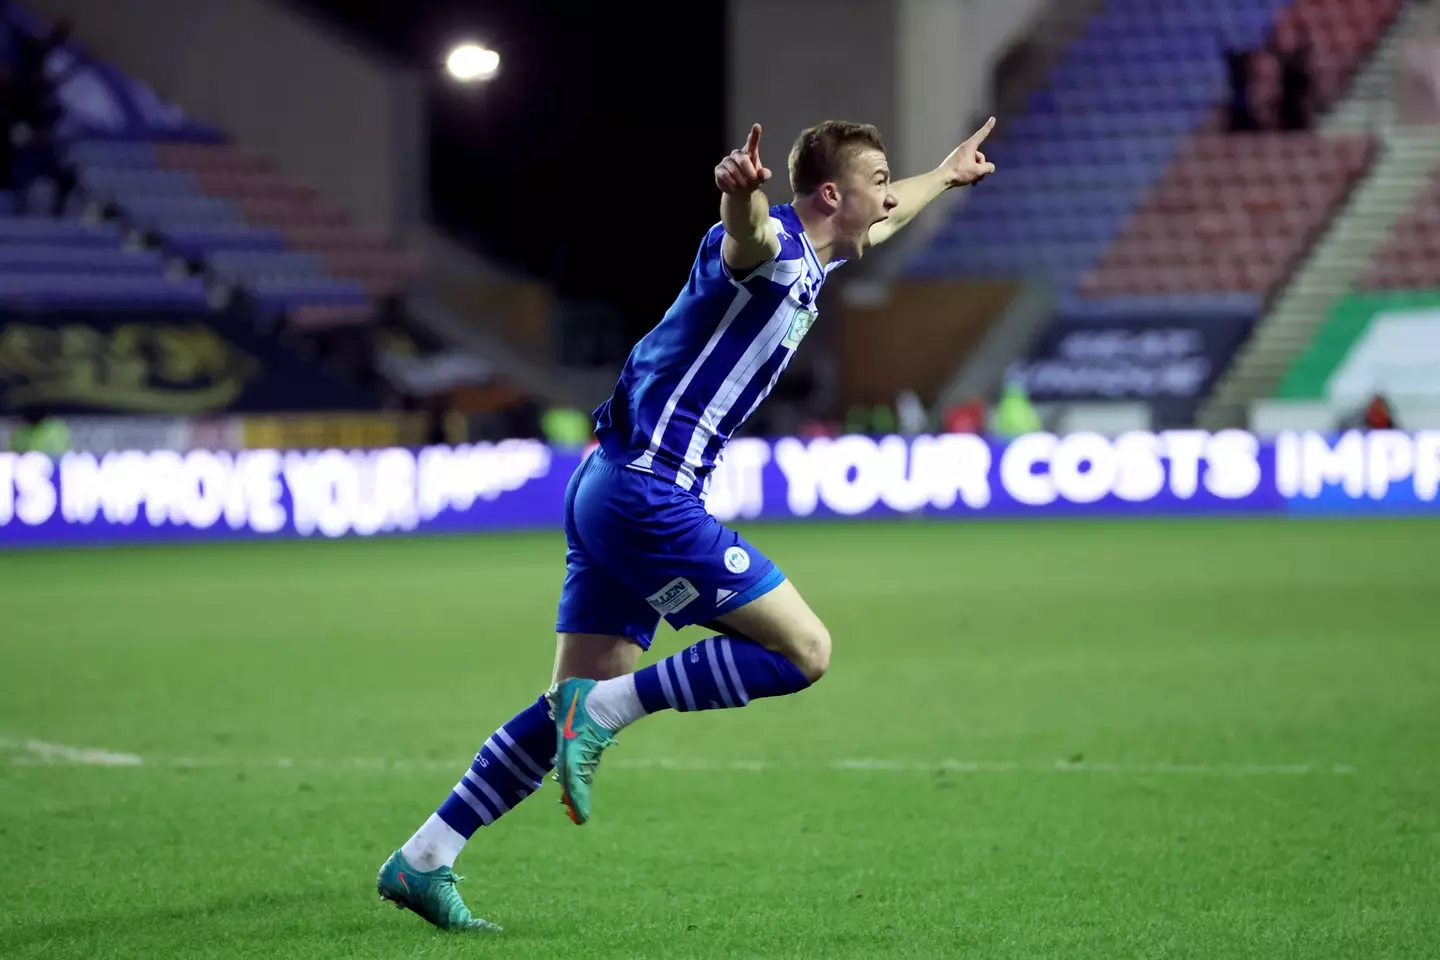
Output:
[9, 405, 70, 454]
[542, 405, 594, 450]
[942, 396, 988, 435]
[0, 11, 78, 214]
[872, 404, 897, 435]
[1364, 394, 1398, 430]
[797, 419, 840, 439]
[843, 404, 897, 436]
[1340, 393, 1399, 431]
[423, 397, 456, 446]
[1272, 26, 1314, 132]
[895, 389, 927, 436]
[0, 63, 14, 188]
[1223, 38, 1259, 133]
[990, 379, 1042, 439]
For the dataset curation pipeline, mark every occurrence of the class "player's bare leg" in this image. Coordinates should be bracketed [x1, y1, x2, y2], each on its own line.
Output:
[550, 580, 830, 825]
[712, 579, 832, 683]
[552, 632, 645, 685]
[548, 633, 643, 824]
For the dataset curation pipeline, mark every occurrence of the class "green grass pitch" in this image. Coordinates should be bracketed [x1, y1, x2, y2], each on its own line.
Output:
[1, 517, 1437, 959]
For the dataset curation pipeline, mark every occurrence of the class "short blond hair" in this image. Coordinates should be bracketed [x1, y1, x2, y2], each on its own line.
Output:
[787, 120, 887, 195]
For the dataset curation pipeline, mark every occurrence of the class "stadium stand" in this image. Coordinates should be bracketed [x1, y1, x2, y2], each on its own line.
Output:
[0, 2, 487, 424]
[67, 139, 423, 327]
[1356, 165, 1440, 291]
[0, 178, 393, 412]
[1243, 0, 1405, 126]
[1272, 153, 1440, 401]
[0, 211, 207, 310]
[907, 0, 1298, 286]
[907, 0, 1400, 315]
[1078, 0, 1397, 308]
[1077, 131, 1377, 306]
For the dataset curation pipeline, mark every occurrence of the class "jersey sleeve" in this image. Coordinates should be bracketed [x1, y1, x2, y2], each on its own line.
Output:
[705, 219, 807, 289]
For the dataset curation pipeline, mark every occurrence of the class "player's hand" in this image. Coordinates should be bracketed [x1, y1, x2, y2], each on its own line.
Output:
[716, 123, 772, 195]
[939, 117, 997, 188]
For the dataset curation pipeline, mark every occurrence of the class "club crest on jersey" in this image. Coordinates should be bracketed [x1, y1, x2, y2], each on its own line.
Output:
[646, 577, 700, 615]
[782, 308, 816, 350]
[723, 546, 751, 574]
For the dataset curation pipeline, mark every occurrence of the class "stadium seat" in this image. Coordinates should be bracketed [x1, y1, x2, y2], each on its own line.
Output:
[158, 223, 289, 258]
[1359, 164, 1440, 291]
[0, 12, 413, 416]
[154, 142, 275, 175]
[0, 245, 166, 275]
[207, 249, 329, 283]
[904, 0, 1399, 319]
[0, 218, 124, 247]
[1079, 132, 1376, 301]
[68, 126, 425, 318]
[0, 272, 208, 309]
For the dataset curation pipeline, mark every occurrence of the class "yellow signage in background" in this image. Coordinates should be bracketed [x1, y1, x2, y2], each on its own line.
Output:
[0, 322, 259, 413]
[240, 412, 428, 450]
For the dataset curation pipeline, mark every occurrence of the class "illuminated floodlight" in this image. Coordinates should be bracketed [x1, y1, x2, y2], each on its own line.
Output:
[445, 42, 500, 83]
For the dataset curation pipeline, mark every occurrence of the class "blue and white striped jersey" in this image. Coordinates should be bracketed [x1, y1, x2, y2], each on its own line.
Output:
[593, 203, 845, 495]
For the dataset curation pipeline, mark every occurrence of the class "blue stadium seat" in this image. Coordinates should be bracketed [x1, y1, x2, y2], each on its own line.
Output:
[1054, 292, 1264, 319]
[65, 141, 160, 170]
[0, 273, 208, 309]
[121, 196, 243, 228]
[207, 249, 327, 282]
[159, 224, 288, 258]
[999, 136, 1179, 169]
[0, 245, 166, 275]
[0, 218, 125, 247]
[79, 168, 202, 201]
[248, 276, 369, 307]
[1036, 85, 1221, 114]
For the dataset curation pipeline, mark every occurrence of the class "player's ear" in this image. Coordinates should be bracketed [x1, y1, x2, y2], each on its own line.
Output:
[819, 182, 841, 212]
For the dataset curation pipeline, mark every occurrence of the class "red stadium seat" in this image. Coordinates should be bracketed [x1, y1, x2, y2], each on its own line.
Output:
[150, 142, 427, 306]
[1082, 131, 1380, 300]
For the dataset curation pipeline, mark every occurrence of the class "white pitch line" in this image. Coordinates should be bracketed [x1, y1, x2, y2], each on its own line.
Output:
[0, 737, 143, 767]
[0, 737, 1358, 776]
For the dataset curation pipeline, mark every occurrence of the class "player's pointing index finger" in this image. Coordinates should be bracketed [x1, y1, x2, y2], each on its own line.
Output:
[745, 123, 763, 161]
[964, 117, 996, 148]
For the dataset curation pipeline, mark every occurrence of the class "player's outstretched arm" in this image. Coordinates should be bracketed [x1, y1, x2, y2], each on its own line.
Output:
[717, 123, 782, 274]
[870, 116, 997, 247]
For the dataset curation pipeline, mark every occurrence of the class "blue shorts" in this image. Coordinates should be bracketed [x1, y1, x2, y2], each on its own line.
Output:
[554, 447, 786, 650]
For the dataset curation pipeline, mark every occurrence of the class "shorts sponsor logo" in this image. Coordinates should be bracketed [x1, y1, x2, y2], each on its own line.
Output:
[723, 546, 750, 574]
[646, 577, 699, 615]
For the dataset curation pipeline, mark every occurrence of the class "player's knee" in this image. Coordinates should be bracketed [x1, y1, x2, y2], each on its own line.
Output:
[787, 620, 831, 684]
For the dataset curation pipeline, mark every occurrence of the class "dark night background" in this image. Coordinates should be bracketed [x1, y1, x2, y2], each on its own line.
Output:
[287, 0, 729, 337]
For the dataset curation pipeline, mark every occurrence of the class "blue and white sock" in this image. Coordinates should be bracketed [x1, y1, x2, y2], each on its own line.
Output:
[400, 694, 554, 871]
[585, 636, 811, 729]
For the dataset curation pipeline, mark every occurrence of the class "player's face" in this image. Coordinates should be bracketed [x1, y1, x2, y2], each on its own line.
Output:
[833, 148, 897, 258]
